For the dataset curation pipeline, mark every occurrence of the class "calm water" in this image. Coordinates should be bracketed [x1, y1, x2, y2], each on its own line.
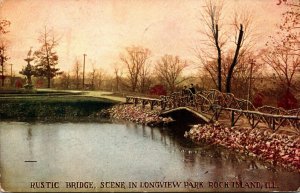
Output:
[0, 121, 299, 192]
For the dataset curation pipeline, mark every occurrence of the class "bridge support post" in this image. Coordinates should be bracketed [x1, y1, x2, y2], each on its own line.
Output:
[272, 118, 275, 131]
[212, 106, 221, 121]
[134, 98, 138, 106]
[161, 101, 166, 110]
[142, 100, 146, 109]
[150, 101, 154, 110]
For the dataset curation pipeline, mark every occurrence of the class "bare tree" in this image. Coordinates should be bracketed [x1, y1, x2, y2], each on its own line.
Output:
[262, 48, 299, 90]
[59, 71, 71, 89]
[139, 63, 153, 93]
[89, 62, 97, 90]
[120, 46, 151, 92]
[262, 1, 300, 91]
[226, 52, 262, 99]
[198, 0, 224, 91]
[94, 69, 105, 90]
[0, 42, 9, 87]
[155, 54, 187, 93]
[197, 0, 256, 93]
[113, 64, 123, 92]
[225, 24, 244, 93]
[0, 20, 10, 87]
[202, 50, 262, 98]
[73, 59, 81, 89]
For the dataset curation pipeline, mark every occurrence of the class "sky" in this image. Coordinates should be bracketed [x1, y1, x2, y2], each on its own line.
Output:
[0, 0, 286, 75]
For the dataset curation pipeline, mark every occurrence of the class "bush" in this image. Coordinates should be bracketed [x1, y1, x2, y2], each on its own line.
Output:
[149, 84, 167, 96]
[277, 89, 298, 110]
[252, 92, 264, 108]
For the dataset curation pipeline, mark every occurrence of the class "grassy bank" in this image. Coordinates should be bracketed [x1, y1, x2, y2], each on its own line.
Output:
[0, 96, 118, 120]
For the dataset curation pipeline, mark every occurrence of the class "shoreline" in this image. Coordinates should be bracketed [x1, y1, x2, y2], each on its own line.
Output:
[0, 96, 117, 120]
[108, 104, 173, 126]
[185, 122, 300, 172]
[108, 104, 300, 173]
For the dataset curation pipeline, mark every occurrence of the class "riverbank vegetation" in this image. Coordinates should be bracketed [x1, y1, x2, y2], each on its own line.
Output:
[107, 103, 300, 172]
[185, 123, 300, 172]
[108, 104, 173, 126]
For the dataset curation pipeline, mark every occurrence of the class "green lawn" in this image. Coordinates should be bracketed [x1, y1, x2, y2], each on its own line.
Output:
[0, 95, 118, 120]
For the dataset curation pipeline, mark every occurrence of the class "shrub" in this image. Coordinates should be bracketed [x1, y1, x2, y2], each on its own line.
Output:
[277, 89, 298, 110]
[252, 92, 264, 108]
[149, 84, 167, 96]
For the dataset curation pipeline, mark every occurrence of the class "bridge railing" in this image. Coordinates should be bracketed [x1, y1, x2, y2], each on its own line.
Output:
[125, 90, 300, 133]
[197, 89, 300, 132]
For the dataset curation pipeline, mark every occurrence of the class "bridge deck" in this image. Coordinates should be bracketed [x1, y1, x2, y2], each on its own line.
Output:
[161, 107, 211, 123]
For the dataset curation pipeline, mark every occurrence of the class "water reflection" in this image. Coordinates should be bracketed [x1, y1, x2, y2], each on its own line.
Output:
[117, 121, 300, 190]
[26, 127, 33, 160]
[183, 150, 197, 168]
[0, 121, 299, 192]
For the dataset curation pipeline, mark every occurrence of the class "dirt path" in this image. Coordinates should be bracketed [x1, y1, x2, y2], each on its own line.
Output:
[82, 91, 126, 103]
[34, 89, 126, 103]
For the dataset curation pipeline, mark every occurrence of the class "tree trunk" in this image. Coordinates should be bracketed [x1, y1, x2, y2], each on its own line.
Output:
[76, 75, 79, 89]
[215, 25, 222, 92]
[217, 49, 222, 92]
[47, 77, 51, 88]
[116, 78, 119, 92]
[226, 24, 244, 93]
[1, 60, 4, 87]
[44, 26, 51, 89]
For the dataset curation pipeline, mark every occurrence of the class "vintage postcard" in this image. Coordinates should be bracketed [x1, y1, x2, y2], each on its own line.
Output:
[0, 0, 299, 192]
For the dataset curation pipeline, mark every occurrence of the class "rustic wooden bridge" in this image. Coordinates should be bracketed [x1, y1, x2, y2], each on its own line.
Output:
[126, 89, 300, 134]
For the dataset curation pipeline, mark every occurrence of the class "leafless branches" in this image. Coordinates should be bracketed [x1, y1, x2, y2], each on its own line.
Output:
[120, 46, 151, 92]
[262, 0, 300, 91]
[73, 59, 82, 89]
[0, 20, 10, 35]
[155, 54, 187, 93]
[262, 47, 299, 90]
[197, 0, 256, 94]
[199, 0, 225, 91]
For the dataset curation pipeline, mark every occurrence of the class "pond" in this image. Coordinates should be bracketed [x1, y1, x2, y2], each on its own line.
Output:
[0, 121, 299, 192]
